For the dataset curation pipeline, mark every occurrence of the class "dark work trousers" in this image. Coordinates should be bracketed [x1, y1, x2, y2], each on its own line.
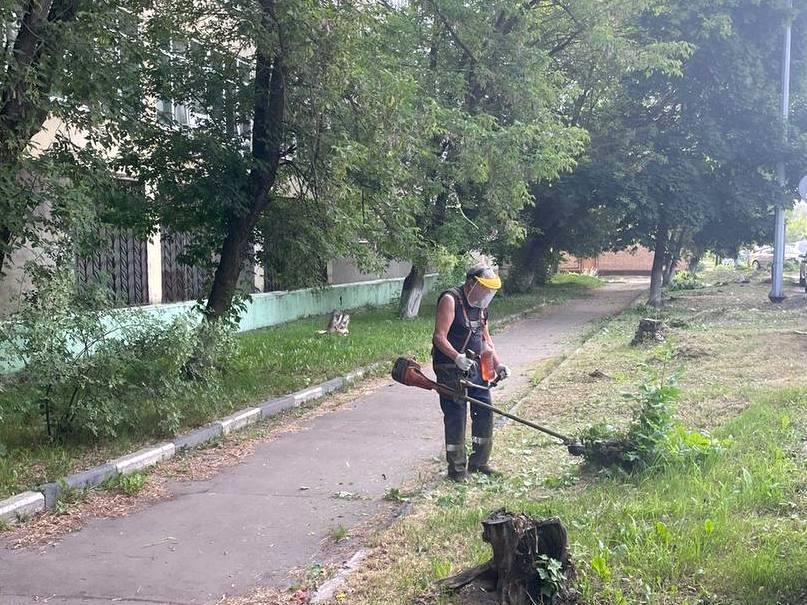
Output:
[435, 364, 494, 475]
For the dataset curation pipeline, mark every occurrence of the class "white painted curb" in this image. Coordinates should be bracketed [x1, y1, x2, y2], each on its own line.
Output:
[0, 491, 45, 524]
[113, 443, 176, 475]
[218, 407, 261, 435]
[311, 548, 372, 603]
[0, 360, 382, 524]
[294, 386, 323, 404]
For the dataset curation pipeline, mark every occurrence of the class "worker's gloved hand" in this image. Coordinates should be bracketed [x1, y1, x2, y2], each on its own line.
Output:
[496, 364, 511, 380]
[454, 353, 476, 372]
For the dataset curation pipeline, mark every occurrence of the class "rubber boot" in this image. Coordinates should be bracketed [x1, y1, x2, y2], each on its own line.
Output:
[446, 442, 467, 481]
[468, 435, 494, 474]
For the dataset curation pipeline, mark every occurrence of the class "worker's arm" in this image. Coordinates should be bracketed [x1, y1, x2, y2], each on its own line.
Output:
[433, 294, 461, 361]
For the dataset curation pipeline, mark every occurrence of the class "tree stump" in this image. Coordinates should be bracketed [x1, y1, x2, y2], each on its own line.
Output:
[435, 510, 577, 604]
[317, 310, 350, 335]
[631, 318, 666, 345]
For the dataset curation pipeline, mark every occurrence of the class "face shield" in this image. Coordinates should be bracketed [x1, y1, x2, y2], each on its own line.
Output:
[467, 282, 497, 309]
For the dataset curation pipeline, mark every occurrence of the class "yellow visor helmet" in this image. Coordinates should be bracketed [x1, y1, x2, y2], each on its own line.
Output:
[467, 266, 502, 290]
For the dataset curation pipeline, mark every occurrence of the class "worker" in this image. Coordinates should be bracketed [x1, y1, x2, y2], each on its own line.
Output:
[432, 265, 511, 481]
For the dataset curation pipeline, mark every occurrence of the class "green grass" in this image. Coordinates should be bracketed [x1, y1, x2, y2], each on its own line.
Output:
[112, 472, 148, 496]
[0, 273, 600, 500]
[531, 389, 807, 604]
[329, 524, 350, 543]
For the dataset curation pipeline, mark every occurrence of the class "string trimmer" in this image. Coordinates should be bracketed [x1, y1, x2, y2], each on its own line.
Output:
[391, 357, 586, 457]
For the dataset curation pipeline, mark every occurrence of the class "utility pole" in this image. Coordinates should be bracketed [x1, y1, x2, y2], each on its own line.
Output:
[770, 0, 793, 303]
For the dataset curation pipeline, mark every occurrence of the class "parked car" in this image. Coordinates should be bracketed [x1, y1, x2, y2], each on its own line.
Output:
[749, 245, 801, 270]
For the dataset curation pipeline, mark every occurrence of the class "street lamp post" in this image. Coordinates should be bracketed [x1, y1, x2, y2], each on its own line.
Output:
[770, 0, 793, 303]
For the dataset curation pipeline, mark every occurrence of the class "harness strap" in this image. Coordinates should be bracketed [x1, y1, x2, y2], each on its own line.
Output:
[457, 291, 474, 353]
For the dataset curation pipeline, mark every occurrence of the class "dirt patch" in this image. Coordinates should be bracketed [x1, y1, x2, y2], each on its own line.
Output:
[675, 344, 712, 359]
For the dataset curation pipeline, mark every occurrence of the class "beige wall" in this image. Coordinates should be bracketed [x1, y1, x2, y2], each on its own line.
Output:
[0, 245, 38, 316]
[327, 259, 413, 285]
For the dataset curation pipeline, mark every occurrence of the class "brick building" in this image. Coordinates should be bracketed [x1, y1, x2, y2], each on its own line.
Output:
[559, 247, 656, 275]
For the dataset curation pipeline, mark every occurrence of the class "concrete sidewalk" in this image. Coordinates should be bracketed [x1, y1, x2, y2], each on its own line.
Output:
[0, 280, 644, 605]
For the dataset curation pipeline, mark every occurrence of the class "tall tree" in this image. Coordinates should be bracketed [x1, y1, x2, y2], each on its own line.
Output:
[503, 0, 693, 292]
[119, 0, 415, 320]
[629, 0, 802, 305]
[372, 0, 592, 318]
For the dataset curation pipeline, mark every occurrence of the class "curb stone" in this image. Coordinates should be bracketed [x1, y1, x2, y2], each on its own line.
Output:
[113, 443, 176, 475]
[218, 408, 261, 435]
[0, 361, 386, 524]
[311, 548, 373, 604]
[39, 463, 119, 508]
[258, 395, 296, 417]
[0, 491, 45, 525]
[174, 424, 223, 451]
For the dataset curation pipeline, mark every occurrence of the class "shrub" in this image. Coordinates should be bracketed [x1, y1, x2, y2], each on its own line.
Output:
[669, 270, 704, 291]
[580, 367, 725, 471]
[0, 257, 236, 443]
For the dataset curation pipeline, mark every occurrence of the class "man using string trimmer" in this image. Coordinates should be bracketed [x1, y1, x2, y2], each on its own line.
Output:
[432, 265, 511, 481]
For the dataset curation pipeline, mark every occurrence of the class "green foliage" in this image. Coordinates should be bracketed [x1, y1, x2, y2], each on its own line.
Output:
[589, 553, 612, 582]
[329, 524, 349, 543]
[621, 368, 680, 465]
[430, 557, 453, 580]
[0, 0, 151, 272]
[114, 472, 147, 496]
[581, 365, 724, 470]
[550, 394, 807, 605]
[535, 555, 566, 600]
[383, 487, 410, 503]
[0, 255, 235, 442]
[786, 201, 807, 240]
[668, 270, 704, 291]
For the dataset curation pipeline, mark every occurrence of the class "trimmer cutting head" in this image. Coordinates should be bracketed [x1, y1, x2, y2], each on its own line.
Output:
[392, 357, 441, 392]
[566, 441, 586, 457]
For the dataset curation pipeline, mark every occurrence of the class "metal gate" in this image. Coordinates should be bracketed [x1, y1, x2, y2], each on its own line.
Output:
[160, 230, 210, 303]
[75, 227, 150, 306]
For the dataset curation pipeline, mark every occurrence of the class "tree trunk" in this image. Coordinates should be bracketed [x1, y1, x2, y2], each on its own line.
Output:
[0, 0, 80, 273]
[688, 251, 702, 272]
[662, 229, 686, 286]
[0, 225, 12, 277]
[662, 255, 675, 287]
[506, 237, 547, 294]
[204, 0, 284, 321]
[648, 223, 668, 308]
[205, 225, 251, 319]
[399, 263, 426, 319]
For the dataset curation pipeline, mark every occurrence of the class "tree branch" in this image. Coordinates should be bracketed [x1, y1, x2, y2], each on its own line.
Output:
[427, 0, 476, 66]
